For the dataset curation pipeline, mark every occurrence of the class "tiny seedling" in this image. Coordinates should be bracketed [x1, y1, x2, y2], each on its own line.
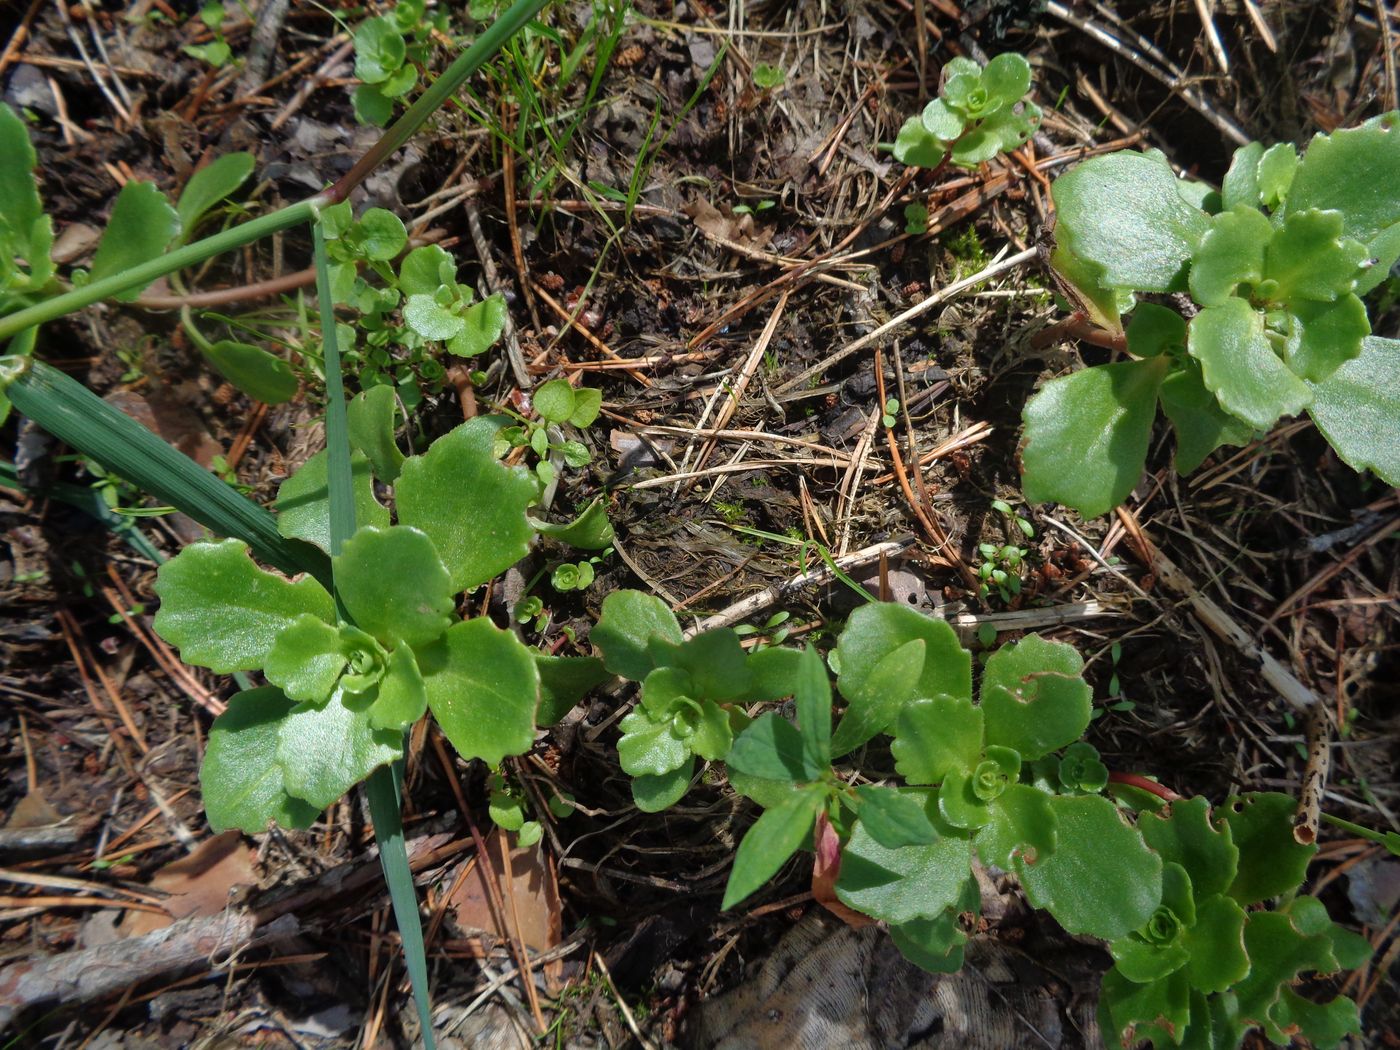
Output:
[892, 53, 1041, 170]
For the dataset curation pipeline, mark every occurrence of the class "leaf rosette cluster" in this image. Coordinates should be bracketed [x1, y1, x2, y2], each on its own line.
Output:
[893, 53, 1042, 170]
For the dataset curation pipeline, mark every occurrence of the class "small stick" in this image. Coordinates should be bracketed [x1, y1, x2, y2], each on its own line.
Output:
[1294, 705, 1331, 845]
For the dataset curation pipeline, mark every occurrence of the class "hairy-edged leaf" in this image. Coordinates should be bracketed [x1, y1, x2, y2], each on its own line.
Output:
[1159, 359, 1257, 473]
[1051, 151, 1209, 292]
[334, 525, 454, 647]
[398, 244, 456, 296]
[1126, 303, 1187, 358]
[854, 785, 940, 848]
[1218, 792, 1317, 905]
[980, 634, 1092, 759]
[404, 293, 464, 340]
[978, 783, 1057, 868]
[347, 385, 405, 482]
[836, 803, 975, 924]
[175, 152, 254, 238]
[891, 694, 984, 785]
[153, 538, 334, 673]
[590, 589, 683, 680]
[889, 909, 969, 974]
[275, 450, 389, 554]
[1140, 796, 1239, 898]
[395, 417, 537, 593]
[794, 645, 832, 769]
[1188, 206, 1271, 307]
[726, 712, 822, 782]
[1284, 294, 1369, 383]
[1017, 794, 1162, 941]
[617, 709, 690, 776]
[448, 295, 508, 357]
[1266, 208, 1368, 302]
[534, 379, 576, 423]
[369, 645, 428, 730]
[1099, 966, 1192, 1050]
[1181, 893, 1250, 994]
[534, 654, 608, 725]
[277, 684, 403, 809]
[835, 601, 970, 708]
[568, 387, 603, 427]
[1233, 911, 1343, 1043]
[744, 645, 805, 700]
[353, 16, 406, 84]
[722, 787, 825, 909]
[1021, 356, 1167, 518]
[892, 117, 947, 168]
[1221, 141, 1264, 212]
[1286, 114, 1400, 243]
[201, 340, 297, 404]
[263, 613, 346, 703]
[532, 498, 614, 549]
[90, 181, 180, 301]
[632, 757, 695, 812]
[671, 629, 754, 701]
[830, 638, 926, 757]
[1188, 298, 1311, 430]
[0, 102, 45, 267]
[420, 618, 540, 766]
[200, 687, 320, 833]
[1308, 335, 1400, 485]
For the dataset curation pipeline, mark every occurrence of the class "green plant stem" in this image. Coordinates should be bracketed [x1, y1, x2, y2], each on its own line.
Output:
[311, 224, 356, 556]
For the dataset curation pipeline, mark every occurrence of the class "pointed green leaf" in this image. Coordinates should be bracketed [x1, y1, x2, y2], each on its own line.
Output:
[891, 694, 984, 785]
[632, 756, 695, 812]
[347, 385, 405, 482]
[91, 181, 181, 301]
[275, 449, 389, 554]
[836, 802, 974, 924]
[200, 687, 321, 833]
[794, 645, 832, 768]
[618, 709, 690, 776]
[175, 152, 254, 239]
[277, 684, 403, 809]
[1017, 794, 1162, 940]
[395, 417, 537, 593]
[264, 613, 347, 703]
[334, 525, 454, 647]
[1188, 299, 1311, 429]
[830, 637, 925, 757]
[726, 712, 822, 782]
[1218, 792, 1317, 905]
[1188, 206, 1271, 307]
[534, 654, 608, 725]
[853, 785, 940, 848]
[201, 340, 297, 404]
[369, 645, 428, 730]
[1286, 114, 1400, 243]
[1308, 335, 1400, 485]
[153, 538, 334, 673]
[835, 601, 970, 708]
[1021, 356, 1167, 518]
[448, 295, 508, 357]
[1140, 796, 1239, 899]
[532, 498, 614, 549]
[722, 786, 824, 909]
[980, 634, 1092, 760]
[978, 782, 1057, 868]
[590, 589, 683, 680]
[1182, 893, 1249, 994]
[420, 617, 539, 766]
[1159, 359, 1257, 473]
[0, 103, 45, 266]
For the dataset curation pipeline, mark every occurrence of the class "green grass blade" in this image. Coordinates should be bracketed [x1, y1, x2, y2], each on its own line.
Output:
[0, 458, 166, 564]
[311, 223, 356, 557]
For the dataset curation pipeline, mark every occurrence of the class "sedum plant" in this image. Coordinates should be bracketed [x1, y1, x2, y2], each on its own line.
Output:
[893, 53, 1042, 170]
[1024, 112, 1400, 517]
[596, 593, 1369, 1049]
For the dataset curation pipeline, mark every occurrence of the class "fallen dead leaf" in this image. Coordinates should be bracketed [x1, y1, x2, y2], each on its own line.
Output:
[121, 830, 256, 938]
[445, 836, 563, 988]
[683, 197, 774, 252]
[811, 810, 875, 928]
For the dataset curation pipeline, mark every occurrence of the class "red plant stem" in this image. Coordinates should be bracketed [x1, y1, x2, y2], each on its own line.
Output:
[1108, 771, 1182, 803]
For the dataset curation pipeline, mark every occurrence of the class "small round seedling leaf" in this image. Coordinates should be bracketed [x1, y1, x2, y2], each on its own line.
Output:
[277, 684, 403, 810]
[618, 709, 690, 776]
[448, 295, 508, 357]
[921, 98, 965, 140]
[1306, 335, 1400, 485]
[275, 450, 389, 554]
[591, 588, 684, 681]
[353, 17, 406, 84]
[200, 687, 321, 833]
[398, 244, 456, 297]
[892, 117, 946, 168]
[369, 645, 429, 730]
[568, 387, 603, 427]
[353, 208, 407, 261]
[891, 694, 983, 785]
[534, 379, 576, 423]
[153, 538, 334, 674]
[1188, 205, 1271, 307]
[202, 340, 298, 404]
[263, 614, 346, 703]
[981, 52, 1031, 102]
[352, 84, 394, 127]
[334, 525, 454, 647]
[1189, 298, 1312, 430]
[90, 181, 181, 301]
[404, 293, 465, 341]
[1125, 303, 1187, 359]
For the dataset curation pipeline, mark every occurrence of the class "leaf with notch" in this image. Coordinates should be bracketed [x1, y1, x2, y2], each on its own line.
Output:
[980, 634, 1092, 760]
[978, 783, 1057, 868]
[1139, 796, 1239, 899]
[419, 618, 540, 766]
[726, 712, 823, 783]
[398, 244, 456, 296]
[91, 181, 181, 302]
[175, 152, 254, 240]
[200, 687, 321, 833]
[1307, 335, 1400, 486]
[830, 637, 925, 757]
[334, 525, 454, 647]
[1286, 115, 1400, 244]
[277, 684, 403, 809]
[275, 450, 389, 554]
[591, 589, 683, 681]
[1218, 792, 1317, 905]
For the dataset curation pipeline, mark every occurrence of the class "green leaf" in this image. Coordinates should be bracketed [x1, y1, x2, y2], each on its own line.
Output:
[534, 379, 576, 423]
[275, 450, 389, 555]
[277, 684, 404, 809]
[380, 63, 417, 99]
[1181, 893, 1250, 994]
[1283, 294, 1369, 383]
[892, 117, 947, 168]
[891, 694, 984, 785]
[398, 244, 456, 296]
[836, 804, 975, 924]
[726, 712, 822, 782]
[1110, 935, 1190, 987]
[938, 746, 1020, 830]
[1266, 208, 1368, 303]
[921, 98, 965, 140]
[854, 785, 941, 848]
[1273, 988, 1362, 1049]
[1232, 911, 1342, 1043]
[351, 208, 407, 261]
[1188, 206, 1271, 307]
[744, 645, 806, 700]
[977, 782, 1057, 868]
[1218, 792, 1317, 905]
[889, 909, 970, 974]
[448, 295, 508, 357]
[1125, 303, 1187, 358]
[687, 699, 734, 761]
[830, 637, 925, 757]
[568, 387, 603, 427]
[489, 790, 525, 830]
[419, 617, 539, 766]
[1356, 219, 1400, 295]
[980, 634, 1092, 760]
[263, 613, 346, 703]
[618, 709, 690, 776]
[1139, 796, 1239, 898]
[534, 654, 608, 725]
[369, 645, 429, 730]
[1221, 141, 1264, 211]
[200, 687, 321, 833]
[1052, 151, 1209, 292]
[90, 181, 181, 302]
[794, 645, 832, 769]
[347, 385, 405, 483]
[202, 340, 298, 404]
[532, 498, 614, 550]
[590, 589, 683, 680]
[404, 293, 465, 340]
[153, 538, 334, 673]
[1021, 356, 1167, 518]
[1308, 335, 1400, 485]
[175, 152, 254, 239]
[1256, 142, 1298, 208]
[352, 84, 395, 127]
[722, 786, 825, 909]
[1049, 241, 1127, 333]
[1188, 299, 1311, 430]
[1159, 359, 1257, 473]
[981, 52, 1031, 102]
[334, 525, 455, 647]
[395, 417, 537, 593]
[1286, 114, 1400, 243]
[353, 16, 406, 84]
[632, 757, 695, 812]
[835, 601, 970, 709]
[1099, 966, 1192, 1050]
[0, 103, 45, 267]
[669, 629, 756, 701]
[1017, 794, 1162, 941]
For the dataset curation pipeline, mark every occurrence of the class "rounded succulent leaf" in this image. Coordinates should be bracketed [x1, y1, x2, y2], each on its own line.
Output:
[921, 97, 964, 140]
[200, 687, 321, 833]
[981, 52, 1032, 102]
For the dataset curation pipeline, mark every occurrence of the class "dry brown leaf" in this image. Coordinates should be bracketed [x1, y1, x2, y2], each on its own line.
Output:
[811, 811, 876, 928]
[683, 197, 774, 252]
[121, 830, 256, 938]
[4, 792, 61, 829]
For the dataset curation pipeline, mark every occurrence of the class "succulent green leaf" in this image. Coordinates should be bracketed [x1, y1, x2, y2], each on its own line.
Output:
[639, 665, 692, 718]
[793, 645, 832, 769]
[1255, 142, 1298, 208]
[534, 379, 576, 423]
[670, 629, 755, 702]
[836, 803, 975, 924]
[1232, 911, 1343, 1043]
[352, 84, 394, 127]
[90, 181, 181, 301]
[632, 757, 695, 812]
[892, 117, 947, 168]
[201, 341, 298, 404]
[263, 613, 346, 703]
[175, 152, 254, 238]
[591, 589, 683, 680]
[1140, 796, 1239, 898]
[398, 244, 456, 296]
[1307, 335, 1400, 485]
[420, 618, 540, 766]
[618, 709, 690, 776]
[1188, 206, 1271, 307]
[1099, 965, 1192, 1050]
[1159, 359, 1257, 473]
[1056, 741, 1108, 793]
[532, 498, 614, 550]
[889, 910, 969, 975]
[277, 684, 403, 809]
[1188, 298, 1312, 429]
[334, 525, 454, 647]
[275, 449, 388, 554]
[853, 785, 941, 848]
[448, 295, 508, 357]
[1125, 303, 1187, 358]
[1181, 893, 1250, 994]
[1048, 241, 1127, 333]
[534, 654, 608, 725]
[353, 17, 406, 84]
[726, 712, 823, 783]
[921, 98, 964, 140]
[1272, 988, 1362, 1049]
[977, 782, 1057, 868]
[687, 699, 734, 762]
[1356, 220, 1400, 295]
[1017, 794, 1162, 941]
[200, 687, 321, 833]
[1283, 292, 1368, 382]
[835, 601, 970, 709]
[488, 788, 526, 830]
[404, 293, 465, 340]
[891, 694, 984, 785]
[153, 538, 334, 673]
[938, 768, 993, 830]
[950, 125, 1005, 167]
[981, 52, 1032, 102]
[1021, 356, 1167, 518]
[830, 637, 925, 757]
[347, 385, 405, 483]
[742, 645, 805, 701]
[1218, 792, 1317, 904]
[980, 634, 1092, 760]
[721, 786, 825, 909]
[369, 644, 428, 730]
[1266, 208, 1368, 302]
[1221, 141, 1264, 212]
[1111, 935, 1190, 986]
[380, 63, 417, 98]
[395, 417, 537, 593]
[1286, 113, 1400, 243]
[1052, 151, 1209, 292]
